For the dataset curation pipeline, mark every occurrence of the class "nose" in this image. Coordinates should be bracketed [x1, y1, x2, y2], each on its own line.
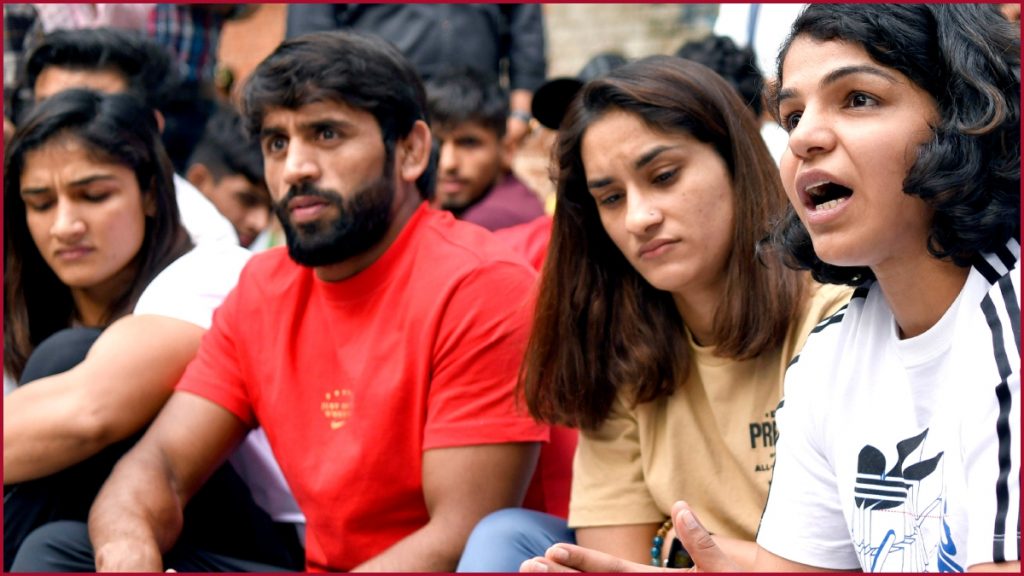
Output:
[50, 198, 86, 242]
[246, 207, 271, 236]
[438, 140, 457, 175]
[624, 190, 662, 236]
[786, 107, 836, 160]
[281, 140, 321, 188]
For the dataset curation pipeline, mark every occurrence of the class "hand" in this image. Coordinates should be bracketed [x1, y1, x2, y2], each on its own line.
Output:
[520, 543, 673, 573]
[504, 116, 531, 153]
[671, 501, 740, 572]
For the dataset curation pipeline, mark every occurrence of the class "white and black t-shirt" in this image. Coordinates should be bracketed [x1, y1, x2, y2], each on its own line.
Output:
[758, 239, 1020, 572]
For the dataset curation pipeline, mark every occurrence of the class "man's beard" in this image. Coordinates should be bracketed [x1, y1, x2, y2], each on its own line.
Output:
[273, 161, 395, 268]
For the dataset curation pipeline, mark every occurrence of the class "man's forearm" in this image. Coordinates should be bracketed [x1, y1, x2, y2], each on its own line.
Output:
[89, 448, 184, 571]
[350, 519, 465, 572]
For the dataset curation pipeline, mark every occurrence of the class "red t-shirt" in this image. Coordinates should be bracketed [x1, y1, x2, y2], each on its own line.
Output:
[493, 214, 553, 271]
[177, 204, 549, 571]
[494, 214, 578, 519]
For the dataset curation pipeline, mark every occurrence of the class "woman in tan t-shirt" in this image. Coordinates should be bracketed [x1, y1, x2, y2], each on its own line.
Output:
[456, 56, 850, 572]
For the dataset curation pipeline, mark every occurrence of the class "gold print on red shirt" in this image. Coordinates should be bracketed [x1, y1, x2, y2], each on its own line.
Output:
[321, 389, 354, 430]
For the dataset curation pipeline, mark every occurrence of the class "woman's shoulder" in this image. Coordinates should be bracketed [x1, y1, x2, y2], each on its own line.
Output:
[786, 281, 855, 352]
[135, 242, 255, 326]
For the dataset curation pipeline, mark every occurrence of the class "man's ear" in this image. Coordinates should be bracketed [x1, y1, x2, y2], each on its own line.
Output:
[153, 109, 165, 134]
[397, 120, 431, 184]
[184, 163, 213, 196]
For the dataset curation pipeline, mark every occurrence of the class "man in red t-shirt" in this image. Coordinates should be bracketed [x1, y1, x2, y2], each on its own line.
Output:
[61, 32, 548, 572]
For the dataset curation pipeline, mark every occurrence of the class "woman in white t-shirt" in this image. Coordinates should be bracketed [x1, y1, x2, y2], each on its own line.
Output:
[2, 89, 303, 571]
[523, 4, 1019, 574]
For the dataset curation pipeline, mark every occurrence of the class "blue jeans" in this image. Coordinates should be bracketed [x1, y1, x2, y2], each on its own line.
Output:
[457, 508, 576, 572]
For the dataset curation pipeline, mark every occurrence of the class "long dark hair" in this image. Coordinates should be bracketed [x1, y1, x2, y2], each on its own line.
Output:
[4, 90, 191, 380]
[523, 56, 805, 430]
[768, 4, 1020, 285]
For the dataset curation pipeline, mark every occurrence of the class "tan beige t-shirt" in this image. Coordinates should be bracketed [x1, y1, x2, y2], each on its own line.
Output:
[568, 282, 852, 539]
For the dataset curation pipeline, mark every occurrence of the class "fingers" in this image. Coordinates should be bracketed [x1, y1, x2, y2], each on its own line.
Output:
[520, 556, 579, 573]
[671, 501, 739, 572]
[549, 543, 658, 573]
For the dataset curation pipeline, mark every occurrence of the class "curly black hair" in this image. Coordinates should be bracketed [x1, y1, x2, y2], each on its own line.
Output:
[767, 4, 1020, 286]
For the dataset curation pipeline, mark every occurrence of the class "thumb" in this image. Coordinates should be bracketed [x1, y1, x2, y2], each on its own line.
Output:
[671, 501, 738, 572]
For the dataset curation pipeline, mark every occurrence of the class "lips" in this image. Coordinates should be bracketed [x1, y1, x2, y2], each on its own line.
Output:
[287, 195, 330, 223]
[437, 179, 467, 195]
[795, 170, 853, 213]
[54, 246, 94, 261]
[287, 195, 329, 212]
[637, 238, 679, 259]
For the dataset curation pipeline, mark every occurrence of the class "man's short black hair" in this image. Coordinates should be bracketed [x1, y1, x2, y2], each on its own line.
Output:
[25, 27, 176, 112]
[187, 105, 264, 187]
[241, 31, 434, 198]
[425, 66, 508, 138]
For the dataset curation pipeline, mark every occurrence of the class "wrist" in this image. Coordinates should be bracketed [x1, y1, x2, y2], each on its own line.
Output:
[509, 109, 532, 124]
[94, 539, 163, 571]
[651, 518, 696, 568]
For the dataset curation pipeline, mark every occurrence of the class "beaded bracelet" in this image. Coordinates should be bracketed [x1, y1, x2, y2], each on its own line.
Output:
[650, 518, 696, 568]
[650, 518, 674, 566]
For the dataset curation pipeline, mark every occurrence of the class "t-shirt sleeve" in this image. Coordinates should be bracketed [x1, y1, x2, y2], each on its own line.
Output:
[134, 243, 251, 329]
[423, 261, 548, 449]
[961, 264, 1020, 568]
[568, 394, 661, 528]
[756, 333, 861, 570]
[174, 261, 258, 429]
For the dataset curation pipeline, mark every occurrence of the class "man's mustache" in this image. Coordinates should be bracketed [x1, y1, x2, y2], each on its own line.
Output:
[274, 182, 343, 214]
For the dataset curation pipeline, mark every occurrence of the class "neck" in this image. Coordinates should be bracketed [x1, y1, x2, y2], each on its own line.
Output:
[315, 189, 420, 283]
[874, 254, 969, 339]
[672, 283, 722, 348]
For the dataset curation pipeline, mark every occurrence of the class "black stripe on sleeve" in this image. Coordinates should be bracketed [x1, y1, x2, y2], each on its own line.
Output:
[997, 274, 1021, 356]
[981, 294, 1014, 563]
[810, 313, 844, 335]
[995, 243, 1017, 271]
[976, 256, 1001, 285]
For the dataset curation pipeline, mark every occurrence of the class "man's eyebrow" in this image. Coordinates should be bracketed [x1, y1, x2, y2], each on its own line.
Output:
[259, 126, 286, 140]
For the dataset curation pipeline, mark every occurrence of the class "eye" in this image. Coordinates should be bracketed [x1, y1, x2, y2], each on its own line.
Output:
[847, 92, 879, 108]
[319, 126, 338, 140]
[263, 135, 287, 154]
[82, 191, 111, 203]
[25, 199, 54, 212]
[598, 192, 623, 207]
[455, 136, 483, 149]
[781, 111, 802, 132]
[652, 168, 678, 186]
[235, 191, 267, 208]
